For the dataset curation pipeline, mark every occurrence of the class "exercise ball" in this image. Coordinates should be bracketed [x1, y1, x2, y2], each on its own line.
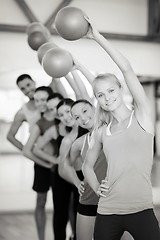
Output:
[42, 48, 73, 78]
[26, 22, 50, 39]
[38, 42, 59, 64]
[28, 31, 48, 51]
[55, 6, 89, 40]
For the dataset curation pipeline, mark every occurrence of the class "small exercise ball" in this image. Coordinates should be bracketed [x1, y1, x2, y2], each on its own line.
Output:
[42, 48, 73, 78]
[38, 42, 59, 64]
[55, 6, 89, 41]
[28, 31, 48, 51]
[26, 22, 50, 39]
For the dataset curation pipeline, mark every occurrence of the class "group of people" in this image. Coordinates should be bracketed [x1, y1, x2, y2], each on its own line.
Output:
[7, 16, 160, 240]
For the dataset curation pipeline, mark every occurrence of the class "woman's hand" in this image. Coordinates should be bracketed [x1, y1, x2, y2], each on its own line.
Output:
[78, 181, 85, 196]
[71, 57, 82, 71]
[51, 156, 60, 165]
[97, 179, 109, 198]
[83, 16, 99, 40]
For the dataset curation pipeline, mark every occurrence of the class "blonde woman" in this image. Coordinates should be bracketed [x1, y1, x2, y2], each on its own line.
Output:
[82, 17, 160, 240]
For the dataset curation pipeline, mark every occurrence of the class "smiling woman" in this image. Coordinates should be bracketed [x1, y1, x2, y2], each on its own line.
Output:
[57, 98, 75, 127]
[82, 15, 160, 240]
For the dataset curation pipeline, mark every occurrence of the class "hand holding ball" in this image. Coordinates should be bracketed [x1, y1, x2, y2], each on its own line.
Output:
[42, 48, 73, 78]
[55, 7, 89, 40]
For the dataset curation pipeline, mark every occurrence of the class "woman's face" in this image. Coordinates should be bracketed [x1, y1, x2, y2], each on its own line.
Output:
[94, 77, 123, 112]
[34, 91, 49, 113]
[58, 104, 75, 127]
[71, 102, 94, 130]
[47, 98, 60, 119]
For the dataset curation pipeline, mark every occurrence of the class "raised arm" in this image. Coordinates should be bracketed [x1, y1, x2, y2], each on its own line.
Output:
[23, 124, 52, 168]
[71, 69, 92, 102]
[73, 58, 95, 85]
[50, 78, 68, 98]
[65, 72, 82, 99]
[85, 17, 153, 133]
[33, 125, 59, 164]
[7, 109, 26, 151]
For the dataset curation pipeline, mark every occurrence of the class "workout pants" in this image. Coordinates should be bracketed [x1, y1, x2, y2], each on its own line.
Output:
[51, 167, 79, 240]
[94, 209, 160, 240]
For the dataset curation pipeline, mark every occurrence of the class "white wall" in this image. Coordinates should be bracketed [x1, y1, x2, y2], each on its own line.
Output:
[1, 0, 160, 212]
[0, 0, 160, 90]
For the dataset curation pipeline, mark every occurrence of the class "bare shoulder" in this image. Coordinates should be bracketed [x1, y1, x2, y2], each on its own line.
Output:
[11, 108, 26, 124]
[72, 134, 86, 150]
[16, 108, 26, 120]
[94, 126, 104, 142]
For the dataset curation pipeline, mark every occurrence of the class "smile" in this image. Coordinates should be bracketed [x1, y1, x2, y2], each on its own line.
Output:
[106, 100, 115, 106]
[83, 119, 89, 125]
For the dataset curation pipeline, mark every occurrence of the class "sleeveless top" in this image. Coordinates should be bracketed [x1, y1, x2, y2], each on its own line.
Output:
[22, 103, 41, 131]
[53, 126, 88, 182]
[98, 112, 154, 215]
[37, 116, 59, 157]
[80, 132, 107, 205]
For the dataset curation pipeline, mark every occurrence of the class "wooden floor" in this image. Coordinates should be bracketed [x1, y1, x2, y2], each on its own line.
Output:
[0, 211, 72, 240]
[0, 207, 160, 240]
[0, 154, 160, 240]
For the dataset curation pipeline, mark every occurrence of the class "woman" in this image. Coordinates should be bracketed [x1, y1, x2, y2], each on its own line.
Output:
[82, 17, 160, 240]
[23, 88, 63, 240]
[66, 99, 107, 240]
[33, 98, 88, 240]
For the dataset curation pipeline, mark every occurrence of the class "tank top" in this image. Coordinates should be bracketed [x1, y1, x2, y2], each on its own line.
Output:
[37, 116, 59, 157]
[22, 103, 41, 131]
[98, 112, 154, 215]
[80, 132, 107, 205]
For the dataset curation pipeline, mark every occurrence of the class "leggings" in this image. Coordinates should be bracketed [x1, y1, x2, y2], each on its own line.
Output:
[51, 168, 79, 240]
[94, 209, 160, 240]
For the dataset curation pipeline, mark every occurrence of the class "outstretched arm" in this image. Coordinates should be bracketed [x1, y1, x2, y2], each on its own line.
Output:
[65, 72, 82, 100]
[50, 78, 68, 98]
[71, 58, 95, 103]
[85, 17, 154, 134]
[73, 58, 95, 85]
[71, 69, 93, 103]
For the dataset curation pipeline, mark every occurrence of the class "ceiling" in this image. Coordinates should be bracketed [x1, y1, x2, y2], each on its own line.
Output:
[0, 0, 160, 42]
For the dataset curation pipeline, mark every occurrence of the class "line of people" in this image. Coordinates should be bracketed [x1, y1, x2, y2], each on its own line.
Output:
[7, 61, 94, 240]
[7, 15, 160, 240]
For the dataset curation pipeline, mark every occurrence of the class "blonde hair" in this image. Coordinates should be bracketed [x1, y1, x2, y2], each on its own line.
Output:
[92, 73, 121, 92]
[88, 103, 110, 149]
[93, 102, 110, 129]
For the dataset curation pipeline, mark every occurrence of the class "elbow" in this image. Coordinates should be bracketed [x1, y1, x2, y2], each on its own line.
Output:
[33, 146, 38, 156]
[7, 133, 12, 142]
[23, 146, 30, 158]
[122, 61, 133, 74]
